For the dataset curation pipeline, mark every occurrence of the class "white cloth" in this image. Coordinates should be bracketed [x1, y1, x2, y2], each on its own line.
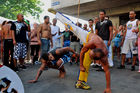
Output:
[55, 12, 88, 44]
[126, 19, 138, 39]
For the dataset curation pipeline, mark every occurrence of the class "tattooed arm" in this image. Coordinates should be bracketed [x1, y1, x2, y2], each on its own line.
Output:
[28, 59, 46, 83]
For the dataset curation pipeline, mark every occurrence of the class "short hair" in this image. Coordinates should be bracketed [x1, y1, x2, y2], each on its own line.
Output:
[7, 21, 13, 24]
[53, 18, 57, 20]
[2, 21, 7, 26]
[44, 16, 49, 20]
[93, 48, 104, 58]
[17, 13, 23, 18]
[100, 10, 106, 14]
[78, 22, 82, 27]
[94, 16, 99, 20]
[129, 11, 136, 14]
[41, 53, 49, 61]
[88, 19, 94, 22]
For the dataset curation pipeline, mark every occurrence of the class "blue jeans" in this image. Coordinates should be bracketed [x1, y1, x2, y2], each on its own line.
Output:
[104, 40, 114, 67]
[63, 40, 70, 47]
[41, 39, 50, 55]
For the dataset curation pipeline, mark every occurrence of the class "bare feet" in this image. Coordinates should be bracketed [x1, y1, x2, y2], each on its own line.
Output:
[59, 72, 66, 78]
[104, 88, 111, 93]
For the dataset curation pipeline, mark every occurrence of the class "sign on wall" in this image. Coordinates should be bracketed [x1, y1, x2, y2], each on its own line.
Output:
[52, 1, 60, 6]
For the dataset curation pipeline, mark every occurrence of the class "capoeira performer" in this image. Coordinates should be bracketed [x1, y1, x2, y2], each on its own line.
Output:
[48, 9, 111, 93]
[28, 47, 78, 83]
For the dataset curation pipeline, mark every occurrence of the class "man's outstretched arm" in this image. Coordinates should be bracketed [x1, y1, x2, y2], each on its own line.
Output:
[101, 57, 111, 93]
[28, 59, 46, 83]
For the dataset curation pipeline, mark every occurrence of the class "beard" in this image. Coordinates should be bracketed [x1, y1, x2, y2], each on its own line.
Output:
[130, 17, 135, 20]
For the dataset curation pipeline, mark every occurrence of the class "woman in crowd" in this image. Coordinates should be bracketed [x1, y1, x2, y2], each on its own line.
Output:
[30, 23, 40, 65]
[112, 25, 123, 59]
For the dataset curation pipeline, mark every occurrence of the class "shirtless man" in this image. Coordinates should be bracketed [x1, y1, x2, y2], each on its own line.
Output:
[1, 21, 14, 69]
[75, 33, 111, 93]
[0, 21, 7, 61]
[37, 16, 53, 55]
[28, 47, 78, 83]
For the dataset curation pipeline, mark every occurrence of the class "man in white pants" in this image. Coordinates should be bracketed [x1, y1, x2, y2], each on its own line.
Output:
[51, 18, 62, 49]
[118, 11, 138, 71]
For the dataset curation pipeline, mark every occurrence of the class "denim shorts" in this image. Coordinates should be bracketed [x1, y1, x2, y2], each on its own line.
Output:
[51, 53, 71, 67]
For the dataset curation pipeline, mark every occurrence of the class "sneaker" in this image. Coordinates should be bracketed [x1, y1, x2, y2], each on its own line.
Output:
[109, 62, 114, 67]
[92, 65, 100, 68]
[19, 65, 27, 69]
[75, 81, 91, 90]
[90, 63, 95, 66]
[127, 62, 132, 65]
[117, 65, 125, 69]
[131, 66, 135, 71]
[96, 67, 104, 72]
[35, 61, 41, 65]
[135, 63, 139, 66]
[14, 67, 19, 72]
[76, 62, 79, 66]
[69, 62, 73, 66]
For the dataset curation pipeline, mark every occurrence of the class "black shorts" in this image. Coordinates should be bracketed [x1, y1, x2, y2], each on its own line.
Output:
[30, 45, 40, 56]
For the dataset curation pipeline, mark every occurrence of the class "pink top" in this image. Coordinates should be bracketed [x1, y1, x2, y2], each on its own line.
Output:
[30, 29, 39, 45]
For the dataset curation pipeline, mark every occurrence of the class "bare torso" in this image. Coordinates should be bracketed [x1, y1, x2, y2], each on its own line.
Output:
[2, 24, 13, 39]
[88, 33, 108, 55]
[31, 29, 37, 38]
[56, 48, 69, 55]
[40, 23, 51, 39]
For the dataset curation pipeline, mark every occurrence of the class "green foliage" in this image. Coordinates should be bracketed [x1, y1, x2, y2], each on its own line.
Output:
[0, 0, 43, 19]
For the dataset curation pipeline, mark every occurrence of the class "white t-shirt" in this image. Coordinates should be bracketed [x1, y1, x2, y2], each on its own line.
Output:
[51, 25, 60, 41]
[126, 19, 138, 39]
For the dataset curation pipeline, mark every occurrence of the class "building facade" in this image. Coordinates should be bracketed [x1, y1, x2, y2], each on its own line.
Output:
[51, 0, 140, 27]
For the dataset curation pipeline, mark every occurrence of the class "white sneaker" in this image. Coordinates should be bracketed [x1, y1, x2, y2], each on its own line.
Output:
[35, 61, 41, 65]
[109, 62, 114, 67]
[90, 63, 95, 66]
